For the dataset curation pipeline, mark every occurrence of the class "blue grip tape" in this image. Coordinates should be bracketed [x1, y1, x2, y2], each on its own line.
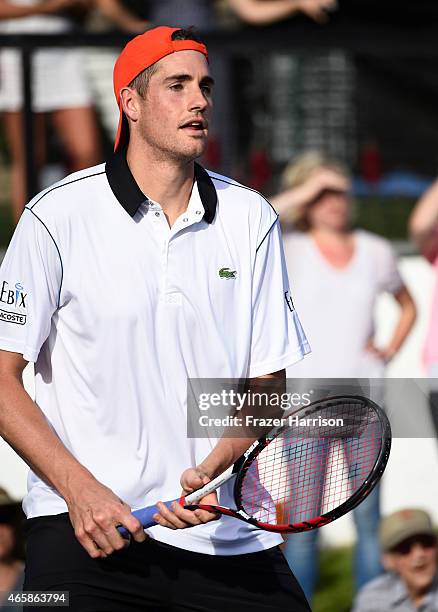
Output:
[117, 499, 180, 537]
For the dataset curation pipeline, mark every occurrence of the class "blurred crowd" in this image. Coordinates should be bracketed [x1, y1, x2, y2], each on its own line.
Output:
[272, 152, 438, 610]
[0, 1, 438, 611]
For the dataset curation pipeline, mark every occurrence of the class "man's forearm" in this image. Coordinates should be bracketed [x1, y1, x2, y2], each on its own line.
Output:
[0, 367, 147, 556]
[197, 437, 252, 479]
[197, 371, 286, 479]
[0, 372, 97, 501]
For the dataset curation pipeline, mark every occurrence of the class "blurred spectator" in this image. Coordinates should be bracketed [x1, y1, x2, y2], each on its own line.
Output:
[272, 152, 416, 601]
[226, 0, 338, 25]
[0, 0, 102, 223]
[352, 509, 438, 612]
[0, 487, 24, 611]
[409, 179, 438, 437]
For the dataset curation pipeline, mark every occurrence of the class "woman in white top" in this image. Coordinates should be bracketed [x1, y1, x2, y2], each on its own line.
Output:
[271, 152, 416, 601]
[0, 0, 101, 223]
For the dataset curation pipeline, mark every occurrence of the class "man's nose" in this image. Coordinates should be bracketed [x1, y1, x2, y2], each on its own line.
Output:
[188, 87, 209, 112]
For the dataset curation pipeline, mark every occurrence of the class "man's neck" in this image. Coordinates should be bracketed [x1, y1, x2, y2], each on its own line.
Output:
[126, 142, 196, 227]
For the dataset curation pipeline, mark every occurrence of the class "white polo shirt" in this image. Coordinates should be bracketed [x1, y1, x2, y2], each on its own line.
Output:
[0, 152, 310, 555]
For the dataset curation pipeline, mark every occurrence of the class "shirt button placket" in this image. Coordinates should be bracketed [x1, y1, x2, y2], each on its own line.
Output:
[162, 228, 169, 297]
[150, 206, 169, 299]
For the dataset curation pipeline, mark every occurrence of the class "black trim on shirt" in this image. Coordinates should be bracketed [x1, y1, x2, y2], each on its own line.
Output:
[211, 174, 279, 251]
[105, 150, 218, 224]
[211, 175, 278, 217]
[29, 171, 106, 211]
[195, 163, 218, 224]
[25, 208, 64, 309]
[105, 150, 147, 217]
[256, 216, 279, 253]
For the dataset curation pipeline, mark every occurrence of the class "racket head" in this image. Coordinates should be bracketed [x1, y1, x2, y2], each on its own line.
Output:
[232, 394, 391, 533]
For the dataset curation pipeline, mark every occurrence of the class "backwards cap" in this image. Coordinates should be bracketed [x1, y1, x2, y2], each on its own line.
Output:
[113, 26, 209, 152]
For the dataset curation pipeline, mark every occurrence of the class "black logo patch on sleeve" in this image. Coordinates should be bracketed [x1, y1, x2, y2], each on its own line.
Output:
[0, 309, 26, 325]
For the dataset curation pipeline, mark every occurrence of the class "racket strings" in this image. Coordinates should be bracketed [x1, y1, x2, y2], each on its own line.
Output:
[239, 400, 382, 526]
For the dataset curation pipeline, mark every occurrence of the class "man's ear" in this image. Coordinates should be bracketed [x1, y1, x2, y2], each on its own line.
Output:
[382, 552, 396, 572]
[120, 87, 140, 123]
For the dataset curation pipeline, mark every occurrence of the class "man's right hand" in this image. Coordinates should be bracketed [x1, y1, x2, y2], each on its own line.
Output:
[64, 475, 147, 558]
[0, 351, 146, 560]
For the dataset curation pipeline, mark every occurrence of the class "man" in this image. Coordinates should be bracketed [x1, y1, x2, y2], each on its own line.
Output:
[352, 509, 438, 611]
[0, 26, 311, 611]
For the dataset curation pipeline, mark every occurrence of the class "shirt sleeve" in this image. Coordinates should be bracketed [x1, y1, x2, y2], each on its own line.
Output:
[375, 238, 404, 294]
[0, 208, 62, 362]
[247, 211, 311, 378]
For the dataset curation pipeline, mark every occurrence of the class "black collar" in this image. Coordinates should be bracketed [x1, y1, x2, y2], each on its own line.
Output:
[105, 151, 217, 223]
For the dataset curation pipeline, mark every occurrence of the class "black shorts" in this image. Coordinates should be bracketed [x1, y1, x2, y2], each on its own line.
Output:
[24, 513, 311, 612]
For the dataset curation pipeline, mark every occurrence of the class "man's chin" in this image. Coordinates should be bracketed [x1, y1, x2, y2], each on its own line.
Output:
[173, 143, 207, 163]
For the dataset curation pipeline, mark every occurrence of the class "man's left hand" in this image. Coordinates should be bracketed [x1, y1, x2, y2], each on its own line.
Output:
[153, 467, 220, 529]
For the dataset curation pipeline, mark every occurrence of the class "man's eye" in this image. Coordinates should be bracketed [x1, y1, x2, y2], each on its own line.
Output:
[170, 83, 184, 91]
[201, 85, 211, 95]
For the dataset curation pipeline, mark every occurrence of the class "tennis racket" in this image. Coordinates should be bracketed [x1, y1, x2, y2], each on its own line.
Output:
[119, 395, 391, 535]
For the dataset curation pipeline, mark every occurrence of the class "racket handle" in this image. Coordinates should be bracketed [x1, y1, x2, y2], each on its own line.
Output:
[117, 498, 181, 537]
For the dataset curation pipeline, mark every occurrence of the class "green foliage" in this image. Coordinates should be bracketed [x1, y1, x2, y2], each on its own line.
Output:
[355, 197, 416, 240]
[312, 545, 354, 612]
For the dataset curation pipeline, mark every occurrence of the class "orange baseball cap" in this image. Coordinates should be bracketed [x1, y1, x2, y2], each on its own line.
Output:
[113, 26, 209, 152]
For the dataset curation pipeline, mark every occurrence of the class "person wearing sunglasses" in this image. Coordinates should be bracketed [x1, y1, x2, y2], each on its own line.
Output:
[352, 508, 438, 611]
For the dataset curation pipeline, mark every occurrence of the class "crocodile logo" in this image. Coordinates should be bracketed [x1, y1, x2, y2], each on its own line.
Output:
[219, 267, 237, 279]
